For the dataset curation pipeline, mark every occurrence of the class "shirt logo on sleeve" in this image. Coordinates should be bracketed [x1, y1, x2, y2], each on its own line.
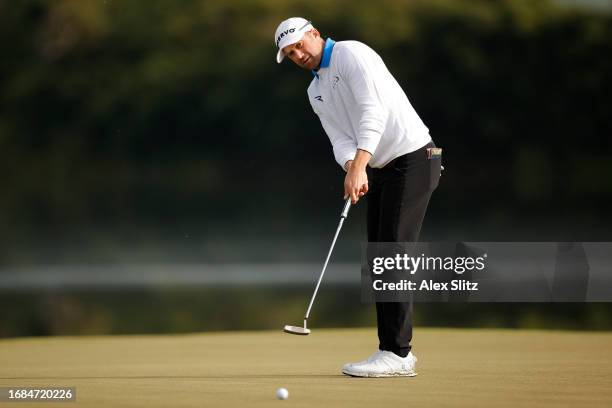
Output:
[314, 95, 323, 102]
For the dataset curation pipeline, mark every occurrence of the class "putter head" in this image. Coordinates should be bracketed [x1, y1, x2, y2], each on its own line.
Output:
[283, 325, 311, 335]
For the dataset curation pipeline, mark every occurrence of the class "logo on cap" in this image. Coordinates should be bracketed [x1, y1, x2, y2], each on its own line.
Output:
[276, 28, 296, 47]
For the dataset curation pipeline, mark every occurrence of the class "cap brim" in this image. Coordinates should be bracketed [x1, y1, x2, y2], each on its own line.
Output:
[276, 49, 285, 64]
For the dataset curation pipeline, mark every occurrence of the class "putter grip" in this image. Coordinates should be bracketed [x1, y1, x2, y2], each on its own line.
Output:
[341, 198, 351, 218]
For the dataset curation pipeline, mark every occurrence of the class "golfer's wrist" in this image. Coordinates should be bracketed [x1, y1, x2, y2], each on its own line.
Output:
[351, 149, 371, 171]
[349, 160, 367, 173]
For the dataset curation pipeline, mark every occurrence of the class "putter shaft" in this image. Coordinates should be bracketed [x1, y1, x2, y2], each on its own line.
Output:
[304, 198, 352, 321]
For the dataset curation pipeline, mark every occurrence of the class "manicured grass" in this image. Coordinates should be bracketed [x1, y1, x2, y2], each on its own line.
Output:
[1, 328, 611, 407]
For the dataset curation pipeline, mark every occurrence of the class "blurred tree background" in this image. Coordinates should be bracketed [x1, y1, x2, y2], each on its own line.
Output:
[1, 0, 611, 336]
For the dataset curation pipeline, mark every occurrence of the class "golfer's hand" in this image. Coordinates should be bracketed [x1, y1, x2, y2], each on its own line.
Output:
[344, 166, 368, 204]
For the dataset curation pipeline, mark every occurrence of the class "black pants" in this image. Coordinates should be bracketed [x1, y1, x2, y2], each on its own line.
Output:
[366, 141, 441, 358]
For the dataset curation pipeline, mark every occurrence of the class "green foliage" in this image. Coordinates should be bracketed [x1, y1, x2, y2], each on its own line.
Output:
[2, 288, 612, 337]
[0, 0, 611, 261]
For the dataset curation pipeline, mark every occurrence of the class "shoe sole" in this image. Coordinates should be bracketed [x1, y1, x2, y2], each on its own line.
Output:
[342, 369, 418, 378]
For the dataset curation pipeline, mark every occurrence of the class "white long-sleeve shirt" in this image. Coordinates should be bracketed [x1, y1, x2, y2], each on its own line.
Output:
[307, 39, 432, 169]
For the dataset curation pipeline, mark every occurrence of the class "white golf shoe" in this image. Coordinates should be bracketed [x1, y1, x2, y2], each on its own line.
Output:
[342, 351, 418, 377]
[341, 350, 383, 373]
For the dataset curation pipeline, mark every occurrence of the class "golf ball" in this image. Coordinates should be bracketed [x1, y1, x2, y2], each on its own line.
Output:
[276, 388, 289, 400]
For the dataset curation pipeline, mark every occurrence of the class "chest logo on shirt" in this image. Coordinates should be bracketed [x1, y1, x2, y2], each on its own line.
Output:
[332, 75, 341, 89]
[314, 95, 323, 102]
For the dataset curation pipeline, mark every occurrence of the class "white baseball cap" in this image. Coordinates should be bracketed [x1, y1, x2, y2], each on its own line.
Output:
[274, 17, 313, 63]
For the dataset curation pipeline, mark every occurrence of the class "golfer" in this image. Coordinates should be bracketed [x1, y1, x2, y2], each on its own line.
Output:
[275, 17, 441, 377]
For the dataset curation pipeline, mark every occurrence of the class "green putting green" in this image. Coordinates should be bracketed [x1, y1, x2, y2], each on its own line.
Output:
[1, 328, 611, 407]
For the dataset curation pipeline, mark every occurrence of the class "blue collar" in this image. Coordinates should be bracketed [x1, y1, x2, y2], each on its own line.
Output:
[312, 38, 336, 78]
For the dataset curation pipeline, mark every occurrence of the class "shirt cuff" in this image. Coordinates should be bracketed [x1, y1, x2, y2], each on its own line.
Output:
[337, 153, 356, 172]
[357, 130, 382, 156]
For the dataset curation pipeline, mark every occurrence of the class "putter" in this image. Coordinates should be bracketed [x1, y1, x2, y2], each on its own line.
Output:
[283, 198, 352, 335]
